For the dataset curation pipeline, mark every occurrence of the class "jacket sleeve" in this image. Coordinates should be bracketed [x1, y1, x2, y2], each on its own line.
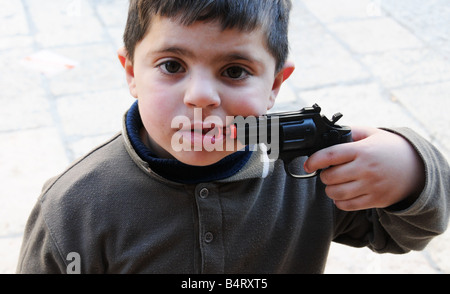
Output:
[333, 127, 450, 253]
[16, 198, 68, 273]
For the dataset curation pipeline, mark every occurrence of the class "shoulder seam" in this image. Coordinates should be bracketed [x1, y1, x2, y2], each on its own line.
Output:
[40, 133, 123, 200]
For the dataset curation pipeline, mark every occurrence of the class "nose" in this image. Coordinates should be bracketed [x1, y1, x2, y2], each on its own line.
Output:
[184, 70, 221, 109]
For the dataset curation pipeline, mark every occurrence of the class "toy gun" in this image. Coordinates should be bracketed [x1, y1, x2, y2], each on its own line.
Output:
[230, 104, 353, 178]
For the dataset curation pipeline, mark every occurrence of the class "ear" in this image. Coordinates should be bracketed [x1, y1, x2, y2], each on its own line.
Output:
[117, 47, 138, 98]
[268, 60, 295, 110]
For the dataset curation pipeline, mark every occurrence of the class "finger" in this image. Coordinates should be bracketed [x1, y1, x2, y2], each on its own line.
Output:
[334, 195, 373, 212]
[320, 162, 358, 185]
[304, 143, 357, 173]
[325, 181, 366, 201]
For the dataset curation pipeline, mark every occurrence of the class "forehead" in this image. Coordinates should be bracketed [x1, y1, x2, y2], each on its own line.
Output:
[136, 16, 275, 67]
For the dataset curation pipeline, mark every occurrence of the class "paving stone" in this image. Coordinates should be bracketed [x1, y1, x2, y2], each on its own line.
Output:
[25, 0, 107, 48]
[361, 48, 450, 88]
[325, 242, 439, 274]
[288, 1, 372, 90]
[289, 22, 370, 90]
[69, 134, 119, 161]
[0, 0, 29, 37]
[298, 82, 430, 139]
[105, 26, 125, 49]
[0, 128, 69, 273]
[424, 228, 450, 274]
[0, 48, 54, 131]
[94, 0, 128, 48]
[391, 82, 450, 157]
[0, 47, 43, 94]
[55, 88, 134, 139]
[94, 0, 128, 27]
[0, 236, 22, 274]
[46, 44, 127, 96]
[381, 0, 450, 57]
[289, 0, 320, 29]
[0, 128, 69, 231]
[327, 17, 423, 54]
[0, 91, 53, 132]
[302, 0, 385, 23]
[0, 35, 34, 51]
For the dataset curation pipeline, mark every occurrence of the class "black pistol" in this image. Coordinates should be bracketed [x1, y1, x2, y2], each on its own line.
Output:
[230, 104, 353, 178]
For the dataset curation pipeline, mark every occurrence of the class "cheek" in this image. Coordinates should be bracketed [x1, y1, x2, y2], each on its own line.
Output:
[138, 100, 162, 134]
[136, 74, 180, 124]
[137, 87, 176, 139]
[225, 83, 273, 116]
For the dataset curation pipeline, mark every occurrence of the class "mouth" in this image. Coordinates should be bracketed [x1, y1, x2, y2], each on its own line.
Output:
[177, 122, 227, 146]
[195, 123, 224, 135]
[196, 123, 226, 144]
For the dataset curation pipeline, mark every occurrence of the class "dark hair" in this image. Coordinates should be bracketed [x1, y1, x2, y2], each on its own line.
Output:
[123, 0, 292, 73]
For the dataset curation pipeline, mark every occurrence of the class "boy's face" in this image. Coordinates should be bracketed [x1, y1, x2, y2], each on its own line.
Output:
[119, 16, 293, 166]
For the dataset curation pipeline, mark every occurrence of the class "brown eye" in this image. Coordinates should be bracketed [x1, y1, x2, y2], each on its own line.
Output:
[159, 60, 185, 74]
[163, 61, 183, 73]
[225, 66, 246, 79]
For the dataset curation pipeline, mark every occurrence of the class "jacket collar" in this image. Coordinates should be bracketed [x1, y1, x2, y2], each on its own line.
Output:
[121, 108, 274, 184]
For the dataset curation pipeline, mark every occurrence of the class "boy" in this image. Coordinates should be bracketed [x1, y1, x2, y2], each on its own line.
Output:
[17, 0, 450, 274]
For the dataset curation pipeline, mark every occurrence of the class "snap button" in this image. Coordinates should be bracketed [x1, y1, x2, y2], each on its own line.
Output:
[204, 232, 214, 243]
[199, 188, 209, 199]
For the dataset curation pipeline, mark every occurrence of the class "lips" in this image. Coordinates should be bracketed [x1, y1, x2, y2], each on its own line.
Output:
[196, 123, 225, 136]
[177, 122, 226, 146]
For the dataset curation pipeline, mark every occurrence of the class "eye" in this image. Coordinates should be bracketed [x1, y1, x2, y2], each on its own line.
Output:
[159, 61, 185, 74]
[223, 66, 250, 80]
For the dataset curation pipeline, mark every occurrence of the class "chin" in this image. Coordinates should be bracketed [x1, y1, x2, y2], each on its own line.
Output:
[172, 151, 231, 167]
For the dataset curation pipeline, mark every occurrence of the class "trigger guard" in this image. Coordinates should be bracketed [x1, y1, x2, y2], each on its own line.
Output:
[288, 170, 319, 179]
[284, 161, 321, 179]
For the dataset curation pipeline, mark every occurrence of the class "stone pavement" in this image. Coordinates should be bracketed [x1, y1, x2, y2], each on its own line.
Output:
[0, 0, 449, 274]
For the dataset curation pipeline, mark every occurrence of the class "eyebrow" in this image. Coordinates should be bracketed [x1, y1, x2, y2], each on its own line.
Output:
[152, 46, 195, 59]
[221, 53, 260, 65]
[150, 46, 264, 68]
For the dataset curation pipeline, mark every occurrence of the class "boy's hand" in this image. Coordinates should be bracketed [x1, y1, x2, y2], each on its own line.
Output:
[304, 126, 425, 211]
